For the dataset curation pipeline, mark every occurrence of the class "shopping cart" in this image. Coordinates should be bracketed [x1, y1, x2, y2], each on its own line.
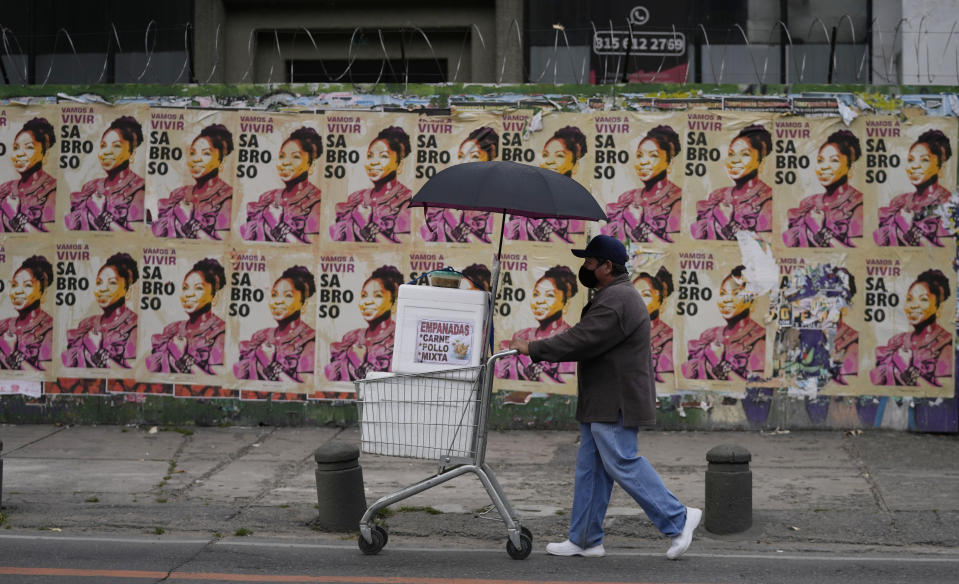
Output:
[354, 349, 532, 559]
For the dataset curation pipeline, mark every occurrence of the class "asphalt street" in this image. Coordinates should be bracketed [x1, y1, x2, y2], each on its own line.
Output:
[1, 532, 958, 584]
[1, 424, 957, 582]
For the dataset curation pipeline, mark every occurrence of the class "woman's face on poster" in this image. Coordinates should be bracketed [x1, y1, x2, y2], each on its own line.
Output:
[10, 269, 42, 310]
[94, 266, 127, 309]
[98, 129, 133, 173]
[276, 139, 311, 182]
[816, 143, 849, 187]
[458, 139, 490, 163]
[906, 142, 940, 186]
[905, 281, 939, 326]
[11, 131, 44, 173]
[530, 277, 565, 322]
[635, 277, 662, 316]
[717, 275, 753, 320]
[540, 139, 575, 175]
[359, 278, 393, 322]
[180, 271, 214, 315]
[365, 139, 399, 182]
[634, 138, 669, 181]
[725, 137, 761, 181]
[188, 137, 222, 180]
[269, 278, 304, 321]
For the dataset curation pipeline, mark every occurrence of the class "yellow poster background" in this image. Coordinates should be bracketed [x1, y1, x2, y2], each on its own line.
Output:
[135, 243, 230, 386]
[55, 237, 141, 379]
[56, 103, 148, 235]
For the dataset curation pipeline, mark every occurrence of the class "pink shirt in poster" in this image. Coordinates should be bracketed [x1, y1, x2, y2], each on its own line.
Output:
[874, 181, 952, 246]
[691, 178, 772, 240]
[650, 317, 674, 383]
[62, 304, 137, 369]
[421, 208, 494, 244]
[504, 216, 584, 243]
[681, 316, 766, 381]
[602, 179, 682, 243]
[0, 307, 53, 370]
[0, 169, 56, 232]
[151, 176, 232, 240]
[329, 179, 411, 243]
[234, 318, 315, 382]
[65, 167, 145, 231]
[495, 318, 576, 382]
[324, 318, 396, 381]
[146, 310, 225, 375]
[782, 181, 863, 247]
[869, 322, 952, 386]
[830, 320, 858, 385]
[241, 178, 322, 243]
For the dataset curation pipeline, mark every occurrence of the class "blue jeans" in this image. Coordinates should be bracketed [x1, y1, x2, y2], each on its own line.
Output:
[568, 420, 687, 548]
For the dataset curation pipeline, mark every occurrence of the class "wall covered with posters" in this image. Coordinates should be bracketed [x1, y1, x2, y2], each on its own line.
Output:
[0, 88, 957, 432]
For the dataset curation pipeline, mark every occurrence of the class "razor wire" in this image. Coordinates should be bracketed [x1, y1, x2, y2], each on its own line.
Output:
[1, 18, 959, 87]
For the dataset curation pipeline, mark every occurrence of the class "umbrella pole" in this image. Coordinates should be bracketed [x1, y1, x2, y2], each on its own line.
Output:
[484, 214, 507, 359]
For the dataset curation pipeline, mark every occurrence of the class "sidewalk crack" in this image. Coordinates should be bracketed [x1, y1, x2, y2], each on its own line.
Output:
[224, 427, 349, 522]
[2, 426, 67, 455]
[844, 435, 900, 542]
[165, 427, 277, 500]
[152, 535, 220, 583]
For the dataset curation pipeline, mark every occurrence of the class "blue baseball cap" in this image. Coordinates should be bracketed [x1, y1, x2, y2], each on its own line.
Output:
[572, 235, 628, 266]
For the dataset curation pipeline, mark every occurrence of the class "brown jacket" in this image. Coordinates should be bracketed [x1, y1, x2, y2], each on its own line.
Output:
[528, 274, 656, 427]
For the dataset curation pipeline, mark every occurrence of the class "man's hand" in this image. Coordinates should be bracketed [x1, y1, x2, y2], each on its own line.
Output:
[509, 338, 530, 355]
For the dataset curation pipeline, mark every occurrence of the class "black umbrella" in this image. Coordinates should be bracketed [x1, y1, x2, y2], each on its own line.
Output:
[410, 160, 608, 357]
[411, 160, 607, 222]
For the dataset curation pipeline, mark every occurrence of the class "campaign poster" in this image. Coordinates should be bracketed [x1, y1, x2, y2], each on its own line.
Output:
[412, 111, 505, 248]
[0, 240, 56, 381]
[134, 243, 230, 386]
[54, 237, 140, 378]
[0, 104, 59, 234]
[683, 111, 776, 243]
[852, 114, 959, 247]
[232, 111, 325, 245]
[405, 243, 496, 289]
[144, 108, 238, 242]
[591, 111, 687, 247]
[500, 110, 592, 246]
[776, 117, 867, 249]
[56, 104, 148, 235]
[226, 247, 317, 393]
[674, 243, 772, 393]
[320, 111, 417, 246]
[769, 248, 866, 397]
[315, 249, 405, 393]
[858, 244, 956, 397]
[628, 245, 680, 395]
[492, 244, 586, 396]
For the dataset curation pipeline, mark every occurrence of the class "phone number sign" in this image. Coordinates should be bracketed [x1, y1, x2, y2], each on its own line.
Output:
[593, 31, 686, 57]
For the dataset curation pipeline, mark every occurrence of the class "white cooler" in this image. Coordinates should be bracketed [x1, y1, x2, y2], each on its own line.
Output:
[390, 284, 489, 374]
[358, 369, 479, 459]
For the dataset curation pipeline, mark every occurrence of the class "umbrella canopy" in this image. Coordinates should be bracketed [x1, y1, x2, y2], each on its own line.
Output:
[410, 160, 607, 221]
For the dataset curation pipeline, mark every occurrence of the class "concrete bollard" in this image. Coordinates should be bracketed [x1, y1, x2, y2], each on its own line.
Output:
[313, 441, 367, 532]
[705, 443, 752, 534]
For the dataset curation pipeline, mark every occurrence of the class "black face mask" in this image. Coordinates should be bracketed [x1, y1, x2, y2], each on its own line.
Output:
[578, 265, 599, 288]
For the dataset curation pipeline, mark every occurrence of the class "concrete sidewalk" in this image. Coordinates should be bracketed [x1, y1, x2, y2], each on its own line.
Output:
[0, 424, 957, 554]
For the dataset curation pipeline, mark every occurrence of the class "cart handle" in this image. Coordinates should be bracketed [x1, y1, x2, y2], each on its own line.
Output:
[486, 349, 518, 368]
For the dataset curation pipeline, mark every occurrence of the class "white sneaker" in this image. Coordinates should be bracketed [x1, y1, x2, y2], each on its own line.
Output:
[666, 507, 702, 560]
[546, 539, 606, 557]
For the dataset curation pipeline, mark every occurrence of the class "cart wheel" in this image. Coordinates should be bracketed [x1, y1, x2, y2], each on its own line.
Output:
[506, 528, 533, 560]
[358, 526, 388, 555]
